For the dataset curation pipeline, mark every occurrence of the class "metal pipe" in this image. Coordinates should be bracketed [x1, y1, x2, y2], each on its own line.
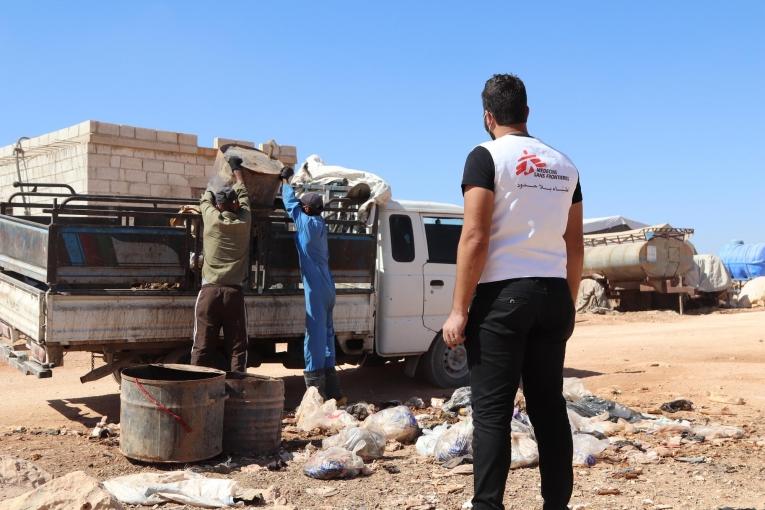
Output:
[13, 137, 30, 215]
[13, 181, 76, 194]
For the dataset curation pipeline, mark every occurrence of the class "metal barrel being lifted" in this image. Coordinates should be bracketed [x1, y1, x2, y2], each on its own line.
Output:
[584, 236, 695, 282]
[120, 364, 226, 463]
[223, 372, 285, 457]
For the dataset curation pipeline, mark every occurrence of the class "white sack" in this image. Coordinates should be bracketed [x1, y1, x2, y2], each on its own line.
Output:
[294, 154, 392, 220]
[103, 471, 237, 508]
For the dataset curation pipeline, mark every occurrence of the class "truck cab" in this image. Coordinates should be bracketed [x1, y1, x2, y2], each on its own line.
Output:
[375, 200, 466, 387]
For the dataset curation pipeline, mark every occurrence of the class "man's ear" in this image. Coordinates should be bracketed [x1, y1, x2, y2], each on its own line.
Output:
[484, 110, 497, 131]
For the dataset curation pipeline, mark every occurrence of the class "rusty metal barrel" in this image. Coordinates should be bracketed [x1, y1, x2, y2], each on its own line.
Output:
[223, 373, 285, 456]
[120, 364, 226, 463]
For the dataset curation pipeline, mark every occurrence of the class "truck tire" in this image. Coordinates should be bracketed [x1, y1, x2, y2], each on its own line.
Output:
[420, 333, 469, 388]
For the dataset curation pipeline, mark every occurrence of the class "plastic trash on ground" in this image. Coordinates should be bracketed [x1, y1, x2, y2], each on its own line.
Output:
[567, 409, 633, 437]
[691, 424, 745, 439]
[295, 387, 359, 433]
[660, 399, 694, 413]
[346, 402, 375, 421]
[362, 405, 419, 443]
[434, 418, 473, 464]
[572, 434, 610, 466]
[633, 417, 692, 435]
[322, 426, 386, 461]
[626, 449, 661, 465]
[510, 432, 539, 469]
[415, 423, 451, 457]
[562, 377, 593, 401]
[511, 411, 535, 437]
[442, 387, 472, 415]
[567, 396, 642, 423]
[303, 446, 370, 480]
[103, 471, 238, 508]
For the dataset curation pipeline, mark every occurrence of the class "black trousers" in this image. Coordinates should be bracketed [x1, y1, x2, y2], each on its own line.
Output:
[191, 285, 248, 373]
[467, 277, 575, 510]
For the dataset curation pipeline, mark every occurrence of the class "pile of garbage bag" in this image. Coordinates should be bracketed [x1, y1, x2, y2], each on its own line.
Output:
[299, 377, 746, 479]
[300, 390, 420, 479]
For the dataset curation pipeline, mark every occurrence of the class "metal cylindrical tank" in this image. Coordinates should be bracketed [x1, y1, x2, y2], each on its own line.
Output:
[120, 364, 226, 463]
[719, 241, 765, 280]
[584, 237, 694, 282]
[223, 373, 285, 456]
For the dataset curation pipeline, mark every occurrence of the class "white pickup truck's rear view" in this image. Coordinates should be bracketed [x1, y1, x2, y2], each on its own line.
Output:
[0, 182, 467, 387]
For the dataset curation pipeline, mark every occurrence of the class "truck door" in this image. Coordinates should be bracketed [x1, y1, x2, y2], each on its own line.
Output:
[376, 212, 432, 355]
[421, 216, 463, 332]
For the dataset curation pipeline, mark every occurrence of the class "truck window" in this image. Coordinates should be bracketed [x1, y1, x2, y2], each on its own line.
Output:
[423, 217, 463, 264]
[389, 214, 415, 262]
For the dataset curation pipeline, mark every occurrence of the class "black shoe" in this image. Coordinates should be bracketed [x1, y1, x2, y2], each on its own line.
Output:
[303, 369, 327, 399]
[324, 366, 346, 404]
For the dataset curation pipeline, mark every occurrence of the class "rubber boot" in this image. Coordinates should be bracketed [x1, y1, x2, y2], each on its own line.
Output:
[324, 366, 346, 406]
[303, 369, 327, 399]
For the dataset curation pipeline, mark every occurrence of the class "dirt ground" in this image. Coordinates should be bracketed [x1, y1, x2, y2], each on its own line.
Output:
[1, 309, 764, 509]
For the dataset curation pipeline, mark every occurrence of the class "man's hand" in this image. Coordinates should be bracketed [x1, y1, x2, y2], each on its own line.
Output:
[279, 166, 294, 182]
[442, 310, 468, 348]
[228, 155, 243, 171]
[227, 155, 245, 184]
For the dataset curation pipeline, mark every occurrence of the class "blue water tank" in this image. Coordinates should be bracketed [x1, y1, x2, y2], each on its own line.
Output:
[719, 241, 765, 280]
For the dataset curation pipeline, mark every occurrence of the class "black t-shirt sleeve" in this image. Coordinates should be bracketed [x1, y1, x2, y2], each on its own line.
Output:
[572, 177, 582, 204]
[461, 146, 495, 194]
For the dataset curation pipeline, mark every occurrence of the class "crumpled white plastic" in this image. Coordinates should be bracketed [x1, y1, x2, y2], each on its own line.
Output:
[295, 386, 359, 433]
[293, 154, 392, 220]
[103, 471, 237, 508]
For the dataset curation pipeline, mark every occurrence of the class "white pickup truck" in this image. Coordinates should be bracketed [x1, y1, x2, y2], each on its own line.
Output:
[0, 183, 467, 387]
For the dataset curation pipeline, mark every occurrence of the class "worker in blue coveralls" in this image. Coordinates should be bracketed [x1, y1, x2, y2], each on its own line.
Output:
[279, 166, 345, 403]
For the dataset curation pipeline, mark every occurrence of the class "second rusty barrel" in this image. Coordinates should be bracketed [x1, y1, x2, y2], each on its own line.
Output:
[223, 373, 285, 456]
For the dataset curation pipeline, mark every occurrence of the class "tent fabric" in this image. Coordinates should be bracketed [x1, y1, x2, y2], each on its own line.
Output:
[575, 278, 611, 312]
[683, 254, 732, 293]
[584, 216, 649, 234]
[293, 155, 392, 220]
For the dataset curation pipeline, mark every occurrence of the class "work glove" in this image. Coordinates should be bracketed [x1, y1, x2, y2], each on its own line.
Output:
[280, 166, 295, 181]
[227, 155, 243, 172]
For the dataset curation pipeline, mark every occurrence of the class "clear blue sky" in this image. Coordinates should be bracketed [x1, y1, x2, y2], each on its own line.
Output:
[1, 1, 763, 252]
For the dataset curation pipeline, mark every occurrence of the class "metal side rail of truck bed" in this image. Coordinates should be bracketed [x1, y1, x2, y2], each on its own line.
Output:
[0, 184, 378, 380]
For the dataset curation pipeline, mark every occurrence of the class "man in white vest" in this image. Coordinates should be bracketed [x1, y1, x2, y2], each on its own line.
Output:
[442, 74, 584, 510]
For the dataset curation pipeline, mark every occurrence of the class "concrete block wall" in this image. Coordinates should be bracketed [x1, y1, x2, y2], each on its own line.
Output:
[0, 121, 93, 206]
[1, 120, 298, 207]
[86, 121, 217, 199]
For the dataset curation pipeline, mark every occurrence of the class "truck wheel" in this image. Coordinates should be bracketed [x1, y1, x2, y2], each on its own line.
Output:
[420, 333, 469, 388]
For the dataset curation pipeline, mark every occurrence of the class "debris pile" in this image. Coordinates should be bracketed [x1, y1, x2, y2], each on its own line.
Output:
[296, 389, 420, 479]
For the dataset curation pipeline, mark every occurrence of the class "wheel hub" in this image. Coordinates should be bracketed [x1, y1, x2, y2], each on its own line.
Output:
[443, 345, 467, 375]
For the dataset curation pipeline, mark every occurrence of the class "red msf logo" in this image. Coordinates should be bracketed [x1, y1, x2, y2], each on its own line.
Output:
[516, 150, 545, 175]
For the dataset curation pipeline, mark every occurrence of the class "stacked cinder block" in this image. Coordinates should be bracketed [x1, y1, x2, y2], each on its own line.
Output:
[0, 121, 298, 204]
[86, 121, 216, 198]
[0, 121, 92, 199]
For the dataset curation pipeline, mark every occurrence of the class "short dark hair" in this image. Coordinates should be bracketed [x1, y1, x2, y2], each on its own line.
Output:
[482, 74, 528, 125]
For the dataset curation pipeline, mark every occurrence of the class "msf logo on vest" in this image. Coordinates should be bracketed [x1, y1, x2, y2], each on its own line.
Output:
[516, 150, 546, 176]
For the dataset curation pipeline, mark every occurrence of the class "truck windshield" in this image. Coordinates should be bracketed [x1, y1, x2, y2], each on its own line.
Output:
[423, 217, 463, 264]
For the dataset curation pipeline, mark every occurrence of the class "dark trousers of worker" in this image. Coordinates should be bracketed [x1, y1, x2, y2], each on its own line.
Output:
[191, 284, 248, 373]
[467, 277, 575, 510]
